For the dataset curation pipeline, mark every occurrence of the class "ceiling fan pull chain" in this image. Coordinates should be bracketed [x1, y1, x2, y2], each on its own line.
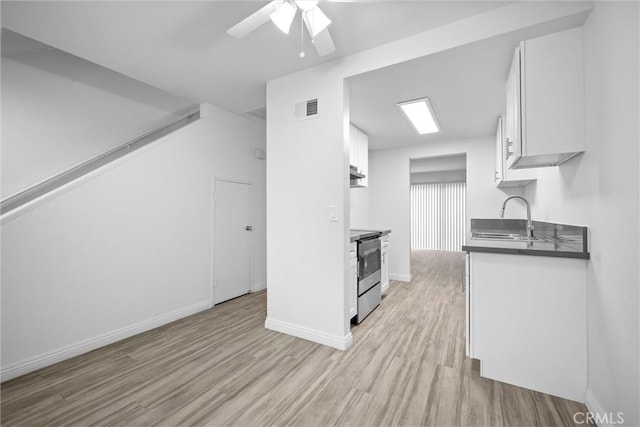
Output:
[299, 12, 305, 58]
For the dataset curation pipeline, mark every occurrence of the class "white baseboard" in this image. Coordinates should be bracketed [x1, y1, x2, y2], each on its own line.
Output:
[389, 273, 411, 282]
[584, 389, 617, 427]
[265, 317, 353, 351]
[0, 300, 211, 382]
[251, 281, 267, 292]
[382, 281, 390, 293]
[585, 389, 604, 412]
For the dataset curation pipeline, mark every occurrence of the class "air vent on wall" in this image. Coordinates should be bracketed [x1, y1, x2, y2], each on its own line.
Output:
[295, 98, 319, 120]
[306, 98, 318, 116]
[245, 106, 266, 121]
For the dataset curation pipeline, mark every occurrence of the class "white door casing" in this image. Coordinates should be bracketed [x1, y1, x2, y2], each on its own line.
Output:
[214, 179, 252, 304]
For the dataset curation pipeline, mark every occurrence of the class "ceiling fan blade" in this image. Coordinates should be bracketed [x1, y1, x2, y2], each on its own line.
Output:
[227, 0, 285, 38]
[302, 6, 331, 38]
[313, 28, 335, 56]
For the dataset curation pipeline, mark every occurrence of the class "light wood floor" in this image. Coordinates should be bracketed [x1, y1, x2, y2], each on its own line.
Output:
[1, 250, 589, 426]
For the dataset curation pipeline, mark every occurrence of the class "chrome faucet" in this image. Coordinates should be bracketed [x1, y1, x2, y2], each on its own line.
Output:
[500, 195, 535, 238]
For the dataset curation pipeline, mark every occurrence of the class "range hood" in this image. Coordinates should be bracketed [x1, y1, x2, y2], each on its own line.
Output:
[350, 169, 365, 180]
[350, 165, 365, 187]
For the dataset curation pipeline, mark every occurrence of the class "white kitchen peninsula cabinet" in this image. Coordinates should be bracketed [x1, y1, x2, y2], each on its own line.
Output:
[505, 27, 585, 169]
[349, 241, 358, 319]
[494, 116, 536, 187]
[380, 234, 389, 292]
[468, 252, 586, 402]
[349, 124, 368, 187]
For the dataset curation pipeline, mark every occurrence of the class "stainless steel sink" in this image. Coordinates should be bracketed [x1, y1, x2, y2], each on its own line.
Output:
[468, 218, 588, 252]
[470, 219, 540, 242]
[470, 232, 539, 241]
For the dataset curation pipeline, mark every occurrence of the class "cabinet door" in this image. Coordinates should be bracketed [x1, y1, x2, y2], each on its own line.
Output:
[350, 124, 369, 188]
[506, 28, 585, 168]
[349, 124, 358, 167]
[357, 129, 368, 187]
[505, 47, 522, 170]
[495, 117, 503, 184]
[465, 253, 472, 358]
[522, 27, 585, 158]
[349, 242, 358, 319]
[496, 115, 536, 187]
[470, 252, 587, 401]
[381, 238, 389, 291]
[350, 255, 358, 319]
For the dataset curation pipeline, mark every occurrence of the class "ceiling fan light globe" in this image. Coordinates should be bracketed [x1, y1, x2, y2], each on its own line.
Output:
[270, 2, 297, 34]
[303, 6, 331, 38]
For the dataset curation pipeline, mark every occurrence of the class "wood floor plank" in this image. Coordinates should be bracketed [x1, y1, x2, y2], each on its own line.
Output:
[1, 250, 590, 426]
[0, 391, 69, 426]
[0, 372, 47, 405]
[153, 388, 230, 427]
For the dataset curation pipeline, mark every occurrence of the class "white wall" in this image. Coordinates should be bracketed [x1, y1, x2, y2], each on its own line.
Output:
[411, 170, 466, 184]
[0, 103, 266, 380]
[524, 3, 639, 424]
[352, 136, 524, 281]
[265, 67, 352, 350]
[349, 186, 370, 230]
[1, 31, 194, 197]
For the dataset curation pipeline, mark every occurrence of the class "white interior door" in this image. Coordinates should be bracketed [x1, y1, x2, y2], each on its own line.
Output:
[214, 180, 252, 304]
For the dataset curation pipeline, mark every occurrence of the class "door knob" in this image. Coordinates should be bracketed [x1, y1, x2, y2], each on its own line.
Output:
[245, 225, 253, 231]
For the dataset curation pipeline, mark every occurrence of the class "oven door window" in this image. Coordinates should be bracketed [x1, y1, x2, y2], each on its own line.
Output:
[359, 248, 381, 278]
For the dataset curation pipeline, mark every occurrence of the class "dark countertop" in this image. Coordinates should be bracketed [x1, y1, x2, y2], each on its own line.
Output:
[462, 238, 589, 259]
[350, 229, 391, 242]
[462, 219, 589, 259]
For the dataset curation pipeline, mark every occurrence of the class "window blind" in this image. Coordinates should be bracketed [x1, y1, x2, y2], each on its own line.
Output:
[410, 182, 466, 251]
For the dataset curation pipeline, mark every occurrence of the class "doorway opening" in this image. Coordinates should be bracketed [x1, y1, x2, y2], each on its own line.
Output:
[410, 154, 467, 252]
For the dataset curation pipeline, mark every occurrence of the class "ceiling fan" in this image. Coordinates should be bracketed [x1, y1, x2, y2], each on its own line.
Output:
[227, 0, 336, 57]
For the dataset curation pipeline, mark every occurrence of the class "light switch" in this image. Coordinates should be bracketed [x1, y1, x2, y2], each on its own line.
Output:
[329, 206, 338, 222]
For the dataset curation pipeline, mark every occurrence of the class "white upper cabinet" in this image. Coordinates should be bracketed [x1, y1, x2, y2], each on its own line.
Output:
[349, 125, 358, 167]
[506, 27, 585, 169]
[349, 124, 368, 187]
[495, 116, 536, 187]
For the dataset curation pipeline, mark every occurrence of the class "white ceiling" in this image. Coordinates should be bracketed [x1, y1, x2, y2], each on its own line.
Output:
[1, 27, 54, 56]
[1, 1, 587, 150]
[1, 1, 506, 114]
[2, 29, 195, 114]
[350, 35, 515, 150]
[349, 13, 587, 150]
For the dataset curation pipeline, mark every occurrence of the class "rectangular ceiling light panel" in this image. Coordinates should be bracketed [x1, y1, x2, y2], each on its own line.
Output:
[397, 98, 440, 134]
